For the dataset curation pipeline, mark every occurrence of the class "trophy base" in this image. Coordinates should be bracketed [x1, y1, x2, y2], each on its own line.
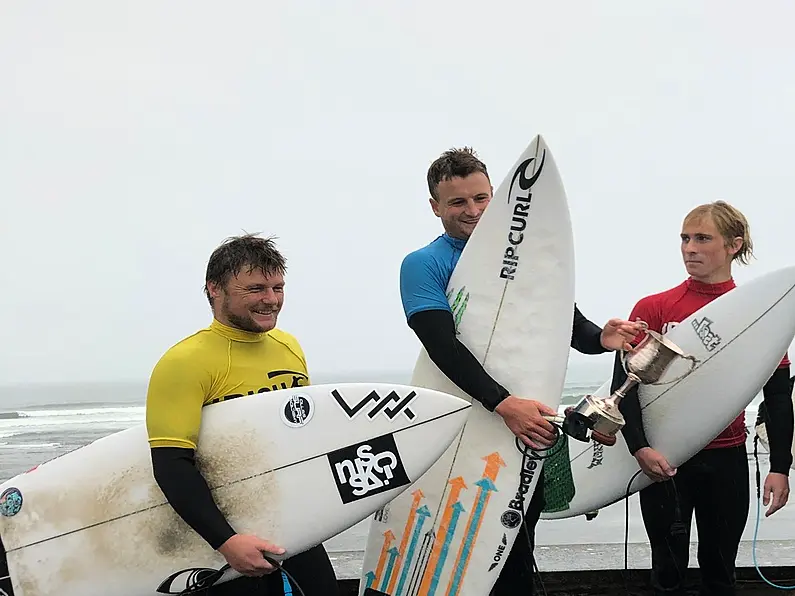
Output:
[564, 395, 625, 443]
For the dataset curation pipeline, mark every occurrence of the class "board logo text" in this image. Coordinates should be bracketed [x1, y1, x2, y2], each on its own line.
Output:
[488, 533, 509, 572]
[500, 149, 546, 281]
[327, 433, 410, 504]
[156, 565, 225, 594]
[500, 451, 540, 529]
[587, 440, 604, 469]
[692, 316, 721, 351]
[331, 388, 417, 421]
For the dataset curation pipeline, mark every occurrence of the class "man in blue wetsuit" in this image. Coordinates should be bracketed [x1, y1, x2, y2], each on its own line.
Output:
[399, 146, 642, 595]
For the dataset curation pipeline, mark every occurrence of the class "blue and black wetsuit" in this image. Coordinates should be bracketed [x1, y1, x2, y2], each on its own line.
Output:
[400, 233, 607, 411]
[399, 233, 608, 596]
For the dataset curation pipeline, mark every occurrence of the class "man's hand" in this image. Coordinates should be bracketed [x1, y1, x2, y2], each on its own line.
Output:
[495, 396, 558, 449]
[218, 534, 286, 576]
[763, 472, 790, 517]
[634, 447, 677, 482]
[600, 318, 646, 352]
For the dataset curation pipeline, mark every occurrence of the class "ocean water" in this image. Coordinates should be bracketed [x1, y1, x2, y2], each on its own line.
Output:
[1, 373, 783, 577]
[0, 373, 615, 483]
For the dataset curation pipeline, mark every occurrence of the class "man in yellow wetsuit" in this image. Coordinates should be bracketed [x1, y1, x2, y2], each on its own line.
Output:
[146, 233, 339, 596]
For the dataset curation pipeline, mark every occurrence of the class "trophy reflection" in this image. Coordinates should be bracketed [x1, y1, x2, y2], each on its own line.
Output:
[561, 324, 699, 445]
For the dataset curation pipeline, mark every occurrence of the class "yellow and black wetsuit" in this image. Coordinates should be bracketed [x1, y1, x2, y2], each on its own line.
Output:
[147, 319, 310, 450]
[146, 319, 309, 549]
[146, 320, 338, 596]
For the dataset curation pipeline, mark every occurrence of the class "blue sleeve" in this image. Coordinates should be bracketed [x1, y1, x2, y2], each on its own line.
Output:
[399, 250, 451, 320]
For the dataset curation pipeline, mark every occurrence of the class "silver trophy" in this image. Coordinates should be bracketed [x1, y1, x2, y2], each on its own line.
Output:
[562, 324, 699, 443]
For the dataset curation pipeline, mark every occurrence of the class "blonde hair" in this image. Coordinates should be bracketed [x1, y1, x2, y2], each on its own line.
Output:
[683, 200, 754, 265]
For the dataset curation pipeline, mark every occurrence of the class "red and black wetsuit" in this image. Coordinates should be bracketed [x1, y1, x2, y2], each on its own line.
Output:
[612, 277, 793, 596]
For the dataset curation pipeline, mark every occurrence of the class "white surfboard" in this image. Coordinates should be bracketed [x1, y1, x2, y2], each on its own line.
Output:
[359, 135, 575, 596]
[0, 382, 471, 596]
[540, 265, 795, 520]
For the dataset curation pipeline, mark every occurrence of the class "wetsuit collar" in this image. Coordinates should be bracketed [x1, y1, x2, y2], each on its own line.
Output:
[210, 319, 267, 343]
[685, 277, 736, 295]
[442, 233, 467, 250]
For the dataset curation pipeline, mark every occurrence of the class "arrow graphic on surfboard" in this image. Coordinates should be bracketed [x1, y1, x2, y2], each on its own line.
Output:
[410, 452, 504, 596]
[386, 489, 425, 593]
[394, 504, 432, 595]
[445, 453, 505, 596]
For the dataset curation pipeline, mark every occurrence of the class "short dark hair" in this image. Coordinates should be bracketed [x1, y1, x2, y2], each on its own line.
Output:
[203, 233, 286, 305]
[426, 146, 490, 200]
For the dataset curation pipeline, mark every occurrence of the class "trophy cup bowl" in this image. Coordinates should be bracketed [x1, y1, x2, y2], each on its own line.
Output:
[562, 327, 698, 443]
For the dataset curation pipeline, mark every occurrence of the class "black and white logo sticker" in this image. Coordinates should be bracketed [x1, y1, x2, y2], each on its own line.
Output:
[692, 316, 721, 352]
[331, 388, 417, 421]
[327, 433, 410, 504]
[500, 510, 521, 529]
[280, 393, 314, 428]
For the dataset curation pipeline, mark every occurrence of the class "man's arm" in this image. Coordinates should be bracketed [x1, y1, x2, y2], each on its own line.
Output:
[400, 250, 510, 411]
[408, 309, 509, 411]
[612, 350, 649, 454]
[399, 249, 558, 448]
[762, 364, 794, 474]
[570, 304, 609, 355]
[146, 354, 236, 550]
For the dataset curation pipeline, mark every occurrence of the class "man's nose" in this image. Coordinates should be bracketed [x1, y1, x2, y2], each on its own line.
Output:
[260, 289, 278, 303]
[464, 199, 479, 217]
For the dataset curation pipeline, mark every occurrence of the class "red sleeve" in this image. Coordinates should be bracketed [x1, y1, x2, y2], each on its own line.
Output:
[780, 351, 790, 368]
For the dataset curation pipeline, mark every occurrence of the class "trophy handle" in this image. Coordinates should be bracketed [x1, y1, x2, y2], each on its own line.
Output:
[618, 319, 649, 379]
[648, 353, 699, 386]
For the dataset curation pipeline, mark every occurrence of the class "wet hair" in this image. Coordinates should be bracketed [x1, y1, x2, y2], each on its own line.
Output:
[203, 233, 286, 305]
[683, 200, 754, 265]
[426, 146, 490, 200]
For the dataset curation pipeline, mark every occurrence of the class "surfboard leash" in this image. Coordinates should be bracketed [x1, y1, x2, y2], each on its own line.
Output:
[263, 557, 306, 596]
[171, 559, 306, 596]
[751, 434, 795, 590]
[620, 468, 644, 595]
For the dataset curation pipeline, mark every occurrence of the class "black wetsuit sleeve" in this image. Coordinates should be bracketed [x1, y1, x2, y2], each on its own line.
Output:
[611, 351, 650, 455]
[409, 305, 608, 412]
[408, 309, 510, 411]
[570, 304, 608, 355]
[151, 447, 236, 550]
[761, 366, 794, 475]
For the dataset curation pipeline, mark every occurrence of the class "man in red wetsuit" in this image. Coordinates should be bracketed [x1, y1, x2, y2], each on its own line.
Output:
[611, 200, 793, 596]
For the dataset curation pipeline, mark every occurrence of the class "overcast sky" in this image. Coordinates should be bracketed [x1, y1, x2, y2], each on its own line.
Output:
[2, 1, 794, 386]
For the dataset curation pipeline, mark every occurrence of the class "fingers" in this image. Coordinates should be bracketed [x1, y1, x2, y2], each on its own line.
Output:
[520, 434, 545, 450]
[533, 401, 558, 417]
[257, 541, 285, 573]
[609, 320, 647, 346]
[646, 467, 668, 483]
[765, 487, 789, 517]
[640, 454, 676, 483]
[658, 458, 677, 477]
[257, 540, 285, 556]
[528, 429, 556, 447]
[532, 423, 556, 443]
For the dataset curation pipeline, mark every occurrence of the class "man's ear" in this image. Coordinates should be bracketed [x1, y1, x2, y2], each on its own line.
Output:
[429, 197, 441, 217]
[206, 281, 222, 301]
